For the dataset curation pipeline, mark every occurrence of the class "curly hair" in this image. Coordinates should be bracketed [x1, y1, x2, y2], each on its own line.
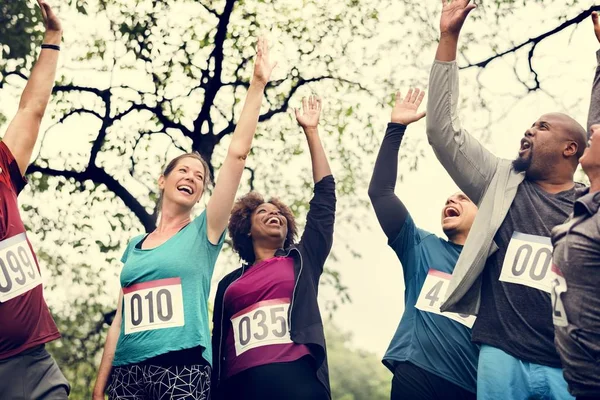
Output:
[228, 192, 298, 264]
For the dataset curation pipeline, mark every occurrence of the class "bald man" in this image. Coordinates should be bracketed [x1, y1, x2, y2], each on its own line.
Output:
[424, 1, 591, 399]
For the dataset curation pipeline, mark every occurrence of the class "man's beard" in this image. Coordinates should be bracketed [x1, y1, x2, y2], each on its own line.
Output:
[512, 152, 532, 172]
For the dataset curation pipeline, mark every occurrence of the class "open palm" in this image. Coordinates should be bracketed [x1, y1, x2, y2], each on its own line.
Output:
[391, 88, 426, 125]
[252, 37, 277, 87]
[440, 0, 476, 36]
[295, 96, 322, 129]
[37, 0, 62, 33]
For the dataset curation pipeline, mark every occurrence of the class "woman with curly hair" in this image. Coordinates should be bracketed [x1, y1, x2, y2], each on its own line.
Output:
[211, 96, 335, 400]
[92, 38, 277, 400]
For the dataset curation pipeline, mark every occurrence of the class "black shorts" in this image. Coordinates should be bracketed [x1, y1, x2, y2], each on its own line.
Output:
[219, 355, 329, 400]
[391, 361, 475, 400]
[108, 352, 211, 400]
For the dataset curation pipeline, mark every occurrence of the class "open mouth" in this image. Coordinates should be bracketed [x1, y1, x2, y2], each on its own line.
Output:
[519, 138, 532, 155]
[443, 205, 461, 220]
[177, 185, 194, 195]
[265, 216, 281, 226]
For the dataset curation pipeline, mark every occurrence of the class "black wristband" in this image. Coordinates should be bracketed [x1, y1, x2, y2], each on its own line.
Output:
[41, 44, 60, 51]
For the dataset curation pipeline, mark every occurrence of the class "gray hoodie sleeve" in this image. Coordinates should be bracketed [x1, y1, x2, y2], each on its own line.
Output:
[426, 60, 500, 205]
[587, 49, 600, 135]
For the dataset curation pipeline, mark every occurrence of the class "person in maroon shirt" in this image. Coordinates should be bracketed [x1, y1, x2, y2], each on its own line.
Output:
[0, 1, 69, 399]
[211, 96, 335, 400]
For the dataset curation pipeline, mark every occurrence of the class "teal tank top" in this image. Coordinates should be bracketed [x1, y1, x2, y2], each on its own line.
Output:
[113, 211, 225, 366]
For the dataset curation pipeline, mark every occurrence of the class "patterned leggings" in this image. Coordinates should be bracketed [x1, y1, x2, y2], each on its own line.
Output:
[107, 364, 211, 400]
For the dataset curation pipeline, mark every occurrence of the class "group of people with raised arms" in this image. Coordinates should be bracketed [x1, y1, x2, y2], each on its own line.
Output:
[1, 0, 599, 399]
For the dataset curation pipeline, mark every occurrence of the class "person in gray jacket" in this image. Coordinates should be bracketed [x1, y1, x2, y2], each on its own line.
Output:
[550, 12, 600, 400]
[427, 1, 590, 399]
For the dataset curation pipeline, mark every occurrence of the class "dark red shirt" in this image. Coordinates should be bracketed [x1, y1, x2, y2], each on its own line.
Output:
[0, 141, 59, 359]
[223, 256, 311, 379]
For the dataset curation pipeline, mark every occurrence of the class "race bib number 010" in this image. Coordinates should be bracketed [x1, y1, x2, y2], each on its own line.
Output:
[415, 269, 476, 328]
[550, 265, 569, 327]
[231, 298, 293, 356]
[499, 232, 553, 293]
[123, 277, 185, 335]
[0, 233, 42, 303]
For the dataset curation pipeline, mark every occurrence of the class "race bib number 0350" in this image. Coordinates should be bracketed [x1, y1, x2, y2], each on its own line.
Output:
[415, 269, 476, 328]
[231, 298, 293, 356]
[0, 233, 42, 303]
[123, 277, 184, 335]
[499, 232, 553, 293]
[550, 265, 569, 327]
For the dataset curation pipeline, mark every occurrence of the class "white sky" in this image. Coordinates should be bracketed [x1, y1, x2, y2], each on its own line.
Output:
[1, 0, 598, 364]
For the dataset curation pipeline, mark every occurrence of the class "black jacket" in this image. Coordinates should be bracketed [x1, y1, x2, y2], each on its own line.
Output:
[211, 175, 336, 398]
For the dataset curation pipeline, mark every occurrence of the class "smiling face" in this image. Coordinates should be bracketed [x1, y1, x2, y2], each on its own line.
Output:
[440, 192, 477, 238]
[158, 156, 207, 210]
[513, 113, 586, 178]
[250, 202, 288, 245]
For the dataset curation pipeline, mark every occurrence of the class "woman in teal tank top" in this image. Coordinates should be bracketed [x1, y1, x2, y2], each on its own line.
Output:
[92, 38, 277, 400]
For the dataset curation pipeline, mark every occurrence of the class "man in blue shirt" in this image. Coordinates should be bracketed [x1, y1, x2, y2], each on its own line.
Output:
[368, 88, 479, 400]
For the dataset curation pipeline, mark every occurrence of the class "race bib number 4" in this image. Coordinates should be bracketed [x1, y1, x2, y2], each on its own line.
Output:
[499, 232, 553, 293]
[550, 265, 569, 327]
[123, 278, 185, 335]
[0, 233, 42, 303]
[231, 299, 293, 356]
[415, 269, 476, 328]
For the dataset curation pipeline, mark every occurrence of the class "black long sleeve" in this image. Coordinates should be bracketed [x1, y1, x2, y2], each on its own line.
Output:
[368, 123, 410, 240]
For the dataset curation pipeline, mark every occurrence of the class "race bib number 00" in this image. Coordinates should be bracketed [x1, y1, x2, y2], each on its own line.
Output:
[499, 232, 553, 293]
[231, 299, 293, 356]
[0, 233, 42, 303]
[123, 277, 185, 335]
[415, 269, 476, 328]
[550, 265, 569, 327]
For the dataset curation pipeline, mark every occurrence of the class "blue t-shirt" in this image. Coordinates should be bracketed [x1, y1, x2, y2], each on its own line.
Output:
[113, 210, 225, 367]
[383, 214, 478, 393]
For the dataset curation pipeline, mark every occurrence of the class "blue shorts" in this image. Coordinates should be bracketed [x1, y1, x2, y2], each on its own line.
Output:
[478, 345, 573, 400]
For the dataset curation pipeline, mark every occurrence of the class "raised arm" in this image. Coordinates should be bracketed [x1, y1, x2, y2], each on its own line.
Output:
[206, 38, 276, 243]
[3, 0, 62, 176]
[427, 0, 498, 205]
[295, 96, 332, 183]
[368, 89, 426, 240]
[587, 12, 600, 134]
[295, 96, 335, 270]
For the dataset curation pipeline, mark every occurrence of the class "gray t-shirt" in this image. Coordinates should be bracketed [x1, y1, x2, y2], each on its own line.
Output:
[472, 179, 581, 367]
[551, 189, 600, 396]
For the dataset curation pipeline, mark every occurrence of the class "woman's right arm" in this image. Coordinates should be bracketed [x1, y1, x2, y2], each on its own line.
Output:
[93, 290, 124, 400]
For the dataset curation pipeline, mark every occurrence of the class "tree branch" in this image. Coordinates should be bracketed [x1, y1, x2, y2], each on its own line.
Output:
[27, 164, 156, 232]
[461, 5, 600, 70]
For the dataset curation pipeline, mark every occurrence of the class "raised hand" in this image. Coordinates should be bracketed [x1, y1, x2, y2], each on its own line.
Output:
[592, 12, 600, 44]
[37, 0, 62, 35]
[295, 95, 322, 132]
[440, 0, 476, 37]
[391, 88, 426, 125]
[252, 37, 277, 88]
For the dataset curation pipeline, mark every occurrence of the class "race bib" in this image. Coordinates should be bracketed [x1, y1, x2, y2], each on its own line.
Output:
[415, 269, 476, 328]
[231, 298, 293, 356]
[0, 233, 42, 303]
[499, 232, 553, 293]
[550, 265, 568, 327]
[123, 277, 185, 335]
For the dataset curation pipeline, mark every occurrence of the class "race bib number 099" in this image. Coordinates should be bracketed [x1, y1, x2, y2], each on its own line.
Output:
[123, 277, 184, 335]
[231, 299, 293, 356]
[550, 265, 569, 327]
[415, 269, 476, 328]
[499, 232, 553, 293]
[0, 233, 42, 303]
